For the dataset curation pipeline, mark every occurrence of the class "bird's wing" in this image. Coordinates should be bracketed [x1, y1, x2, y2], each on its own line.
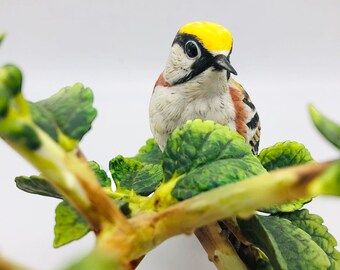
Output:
[228, 78, 261, 154]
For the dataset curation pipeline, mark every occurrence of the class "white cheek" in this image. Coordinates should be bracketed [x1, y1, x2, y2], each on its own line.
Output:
[164, 44, 194, 84]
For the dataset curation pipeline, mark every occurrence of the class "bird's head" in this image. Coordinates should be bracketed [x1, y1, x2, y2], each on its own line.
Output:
[163, 22, 237, 86]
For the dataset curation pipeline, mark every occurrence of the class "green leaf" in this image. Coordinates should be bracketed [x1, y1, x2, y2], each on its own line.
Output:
[110, 155, 162, 196]
[262, 199, 311, 214]
[0, 82, 10, 117]
[279, 210, 340, 270]
[0, 64, 23, 117]
[0, 64, 22, 97]
[15, 162, 109, 198]
[162, 119, 266, 201]
[1, 122, 41, 150]
[32, 83, 97, 150]
[258, 141, 314, 171]
[238, 211, 333, 270]
[0, 64, 43, 149]
[172, 158, 265, 201]
[89, 159, 131, 216]
[29, 102, 59, 141]
[258, 141, 314, 213]
[15, 175, 61, 199]
[89, 161, 111, 188]
[135, 138, 162, 165]
[54, 201, 91, 248]
[0, 33, 6, 45]
[54, 199, 131, 248]
[309, 104, 340, 149]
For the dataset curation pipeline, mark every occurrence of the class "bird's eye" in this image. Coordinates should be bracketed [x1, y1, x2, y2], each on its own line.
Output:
[185, 41, 199, 58]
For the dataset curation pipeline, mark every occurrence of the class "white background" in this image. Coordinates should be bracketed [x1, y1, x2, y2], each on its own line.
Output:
[1, 1, 340, 269]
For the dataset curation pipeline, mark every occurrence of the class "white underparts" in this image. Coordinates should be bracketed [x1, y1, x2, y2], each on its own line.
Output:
[149, 69, 236, 150]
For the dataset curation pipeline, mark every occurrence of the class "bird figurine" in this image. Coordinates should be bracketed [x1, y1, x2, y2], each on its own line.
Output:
[149, 21, 260, 154]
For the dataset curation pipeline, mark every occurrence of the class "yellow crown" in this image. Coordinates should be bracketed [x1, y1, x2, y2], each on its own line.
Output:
[179, 22, 233, 52]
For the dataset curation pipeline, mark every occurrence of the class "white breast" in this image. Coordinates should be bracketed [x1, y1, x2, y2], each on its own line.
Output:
[149, 70, 236, 150]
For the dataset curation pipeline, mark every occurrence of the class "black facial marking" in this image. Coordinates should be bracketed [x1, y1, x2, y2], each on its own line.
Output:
[172, 33, 215, 85]
[172, 33, 235, 85]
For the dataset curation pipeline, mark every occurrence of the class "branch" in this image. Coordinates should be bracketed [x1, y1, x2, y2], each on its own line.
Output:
[195, 223, 248, 270]
[97, 160, 338, 262]
[5, 121, 131, 234]
[0, 257, 26, 270]
[0, 65, 130, 235]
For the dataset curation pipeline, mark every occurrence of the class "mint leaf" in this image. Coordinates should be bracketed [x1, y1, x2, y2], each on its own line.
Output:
[15, 162, 109, 198]
[309, 105, 340, 149]
[36, 83, 97, 141]
[110, 155, 162, 196]
[238, 212, 331, 270]
[0, 33, 6, 46]
[258, 141, 314, 213]
[0, 65, 41, 150]
[135, 138, 162, 165]
[279, 209, 340, 270]
[1, 81, 96, 151]
[54, 199, 131, 248]
[28, 102, 58, 142]
[0, 64, 22, 97]
[89, 161, 111, 188]
[32, 83, 97, 150]
[262, 199, 310, 214]
[258, 141, 313, 171]
[1, 122, 41, 150]
[15, 175, 61, 199]
[0, 81, 10, 117]
[29, 102, 59, 141]
[173, 158, 265, 201]
[0, 64, 23, 117]
[162, 120, 266, 200]
[54, 201, 90, 248]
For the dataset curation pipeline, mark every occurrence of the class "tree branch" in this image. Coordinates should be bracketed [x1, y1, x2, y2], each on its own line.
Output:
[5, 128, 131, 234]
[97, 160, 338, 263]
[195, 222, 248, 270]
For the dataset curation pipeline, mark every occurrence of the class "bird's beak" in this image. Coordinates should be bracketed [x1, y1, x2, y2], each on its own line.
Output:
[213, 54, 238, 75]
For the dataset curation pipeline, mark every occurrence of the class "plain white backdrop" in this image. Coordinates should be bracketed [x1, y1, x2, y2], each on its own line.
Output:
[1, 1, 340, 269]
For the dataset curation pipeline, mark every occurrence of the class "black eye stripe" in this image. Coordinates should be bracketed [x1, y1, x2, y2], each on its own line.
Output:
[172, 33, 215, 85]
[172, 33, 207, 55]
[172, 33, 234, 85]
